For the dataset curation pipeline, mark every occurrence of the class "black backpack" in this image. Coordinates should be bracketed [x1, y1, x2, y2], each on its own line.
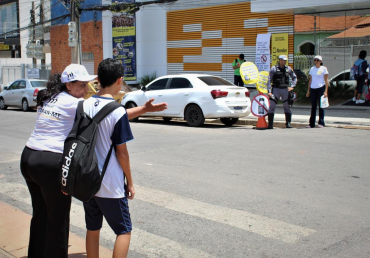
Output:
[59, 100, 121, 202]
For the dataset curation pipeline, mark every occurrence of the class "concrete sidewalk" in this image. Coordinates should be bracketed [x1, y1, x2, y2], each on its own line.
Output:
[238, 104, 370, 129]
[0, 202, 112, 258]
[236, 113, 370, 129]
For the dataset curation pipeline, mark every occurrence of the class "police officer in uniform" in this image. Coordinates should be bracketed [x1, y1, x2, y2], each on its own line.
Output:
[267, 55, 297, 129]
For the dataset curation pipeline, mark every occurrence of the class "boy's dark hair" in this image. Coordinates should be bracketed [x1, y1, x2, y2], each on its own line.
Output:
[239, 54, 244, 59]
[359, 50, 367, 59]
[97, 58, 125, 88]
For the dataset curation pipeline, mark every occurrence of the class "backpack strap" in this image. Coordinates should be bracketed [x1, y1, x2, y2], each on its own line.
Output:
[101, 143, 114, 180]
[91, 101, 123, 180]
[92, 101, 122, 124]
[75, 100, 85, 122]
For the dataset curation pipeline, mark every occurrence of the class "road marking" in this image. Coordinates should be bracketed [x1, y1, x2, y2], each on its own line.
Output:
[135, 185, 316, 243]
[0, 159, 20, 164]
[0, 182, 212, 258]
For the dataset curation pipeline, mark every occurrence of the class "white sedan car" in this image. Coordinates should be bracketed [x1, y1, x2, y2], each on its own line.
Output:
[122, 74, 251, 127]
[0, 79, 47, 111]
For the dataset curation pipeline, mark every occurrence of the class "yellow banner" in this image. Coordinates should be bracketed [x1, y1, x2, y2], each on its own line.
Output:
[256, 71, 269, 93]
[0, 44, 10, 51]
[112, 27, 135, 37]
[240, 62, 259, 85]
[271, 33, 289, 67]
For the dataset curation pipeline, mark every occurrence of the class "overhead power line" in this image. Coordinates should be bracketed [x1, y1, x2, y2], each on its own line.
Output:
[81, 0, 177, 13]
[0, 14, 70, 39]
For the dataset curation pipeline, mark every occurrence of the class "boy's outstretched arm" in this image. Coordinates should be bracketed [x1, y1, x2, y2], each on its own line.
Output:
[126, 98, 167, 120]
[116, 143, 135, 200]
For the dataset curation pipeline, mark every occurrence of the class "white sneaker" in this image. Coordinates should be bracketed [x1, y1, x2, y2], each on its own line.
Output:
[352, 97, 356, 101]
[356, 99, 365, 104]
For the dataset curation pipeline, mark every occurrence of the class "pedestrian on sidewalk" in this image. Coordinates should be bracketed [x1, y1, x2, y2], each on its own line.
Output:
[267, 55, 297, 129]
[232, 54, 245, 86]
[20, 64, 166, 258]
[352, 50, 368, 104]
[306, 55, 329, 128]
[82, 58, 135, 257]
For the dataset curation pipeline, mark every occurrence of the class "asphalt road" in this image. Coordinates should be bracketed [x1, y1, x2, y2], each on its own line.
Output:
[0, 109, 369, 258]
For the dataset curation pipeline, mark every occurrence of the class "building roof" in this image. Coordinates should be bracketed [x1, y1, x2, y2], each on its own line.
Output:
[328, 17, 370, 38]
[295, 15, 368, 33]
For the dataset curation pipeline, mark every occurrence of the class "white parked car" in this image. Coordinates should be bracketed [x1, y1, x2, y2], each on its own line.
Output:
[0, 79, 47, 111]
[329, 69, 357, 89]
[122, 74, 251, 127]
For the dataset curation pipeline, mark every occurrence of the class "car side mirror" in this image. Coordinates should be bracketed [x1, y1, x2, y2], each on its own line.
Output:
[3, 87, 8, 90]
[141, 86, 147, 92]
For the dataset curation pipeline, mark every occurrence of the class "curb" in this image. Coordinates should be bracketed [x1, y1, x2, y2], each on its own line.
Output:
[142, 117, 370, 130]
[219, 118, 370, 130]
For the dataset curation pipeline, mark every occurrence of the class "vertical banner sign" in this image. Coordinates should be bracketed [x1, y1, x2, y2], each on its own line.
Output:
[255, 34, 271, 72]
[271, 33, 289, 67]
[112, 0, 137, 81]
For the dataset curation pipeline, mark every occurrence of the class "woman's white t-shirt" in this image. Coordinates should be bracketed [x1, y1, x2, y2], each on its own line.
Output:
[309, 66, 329, 89]
[26, 92, 82, 154]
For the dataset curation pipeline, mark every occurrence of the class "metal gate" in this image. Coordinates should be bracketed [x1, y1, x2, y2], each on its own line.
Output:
[0, 64, 52, 86]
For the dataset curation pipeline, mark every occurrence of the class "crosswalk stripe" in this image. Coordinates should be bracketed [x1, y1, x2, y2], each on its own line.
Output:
[135, 185, 316, 244]
[0, 159, 20, 164]
[0, 182, 212, 257]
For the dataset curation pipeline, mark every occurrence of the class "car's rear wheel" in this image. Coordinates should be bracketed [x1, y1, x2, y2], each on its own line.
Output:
[163, 117, 172, 122]
[0, 98, 8, 110]
[126, 102, 139, 122]
[220, 118, 239, 126]
[22, 99, 30, 112]
[185, 105, 204, 127]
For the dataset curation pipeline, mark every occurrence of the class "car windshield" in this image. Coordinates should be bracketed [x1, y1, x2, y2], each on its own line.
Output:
[198, 76, 234, 86]
[30, 80, 47, 88]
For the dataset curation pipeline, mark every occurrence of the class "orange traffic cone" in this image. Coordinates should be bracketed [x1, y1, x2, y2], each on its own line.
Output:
[256, 115, 268, 130]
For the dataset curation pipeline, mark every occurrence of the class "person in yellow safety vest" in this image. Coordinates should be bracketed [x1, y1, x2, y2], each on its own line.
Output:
[232, 54, 245, 86]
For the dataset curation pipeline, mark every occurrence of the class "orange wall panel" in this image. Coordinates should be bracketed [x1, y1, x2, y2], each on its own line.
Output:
[202, 38, 222, 47]
[184, 63, 222, 72]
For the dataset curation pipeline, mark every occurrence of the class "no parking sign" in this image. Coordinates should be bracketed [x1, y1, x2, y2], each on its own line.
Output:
[251, 94, 270, 117]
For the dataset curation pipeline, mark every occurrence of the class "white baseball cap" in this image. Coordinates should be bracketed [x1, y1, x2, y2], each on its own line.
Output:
[314, 55, 322, 61]
[279, 55, 288, 61]
[61, 64, 97, 83]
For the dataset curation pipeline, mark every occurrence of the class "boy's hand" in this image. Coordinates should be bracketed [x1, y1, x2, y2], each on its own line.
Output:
[127, 184, 135, 200]
[144, 98, 167, 113]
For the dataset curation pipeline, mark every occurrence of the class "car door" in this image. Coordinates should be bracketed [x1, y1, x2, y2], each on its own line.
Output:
[143, 78, 168, 115]
[13, 80, 27, 106]
[4, 81, 20, 105]
[164, 77, 194, 116]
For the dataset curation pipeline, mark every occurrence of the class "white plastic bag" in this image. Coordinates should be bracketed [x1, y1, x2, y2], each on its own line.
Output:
[320, 96, 329, 108]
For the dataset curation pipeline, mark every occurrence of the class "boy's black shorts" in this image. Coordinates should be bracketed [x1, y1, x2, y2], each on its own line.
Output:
[83, 196, 132, 235]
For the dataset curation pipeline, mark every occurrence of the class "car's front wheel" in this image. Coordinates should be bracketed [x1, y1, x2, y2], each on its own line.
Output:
[125, 102, 139, 122]
[185, 105, 204, 127]
[0, 98, 8, 110]
[22, 99, 30, 112]
[220, 118, 239, 126]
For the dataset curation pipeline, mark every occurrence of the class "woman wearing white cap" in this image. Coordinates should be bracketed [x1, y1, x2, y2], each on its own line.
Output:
[306, 55, 329, 128]
[19, 64, 166, 257]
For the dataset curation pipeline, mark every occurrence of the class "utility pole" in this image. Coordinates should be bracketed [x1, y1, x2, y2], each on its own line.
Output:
[40, 0, 46, 69]
[31, 2, 37, 68]
[70, 0, 82, 64]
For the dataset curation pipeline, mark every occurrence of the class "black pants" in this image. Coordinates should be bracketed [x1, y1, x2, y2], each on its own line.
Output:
[20, 147, 71, 258]
[309, 86, 325, 127]
[234, 75, 244, 86]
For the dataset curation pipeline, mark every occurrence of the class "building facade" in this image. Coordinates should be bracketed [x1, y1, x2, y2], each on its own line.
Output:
[2, 0, 370, 86]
